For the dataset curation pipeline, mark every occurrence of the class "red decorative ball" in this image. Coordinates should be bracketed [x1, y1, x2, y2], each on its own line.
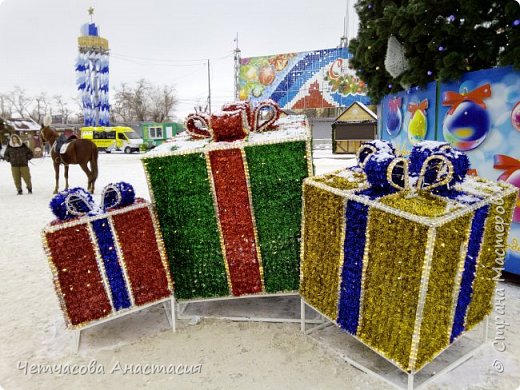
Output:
[258, 65, 275, 86]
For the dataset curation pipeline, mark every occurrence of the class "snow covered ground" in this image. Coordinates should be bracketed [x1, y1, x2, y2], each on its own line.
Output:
[0, 150, 519, 390]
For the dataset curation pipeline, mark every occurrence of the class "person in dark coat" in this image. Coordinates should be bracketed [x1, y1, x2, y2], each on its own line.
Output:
[3, 134, 33, 195]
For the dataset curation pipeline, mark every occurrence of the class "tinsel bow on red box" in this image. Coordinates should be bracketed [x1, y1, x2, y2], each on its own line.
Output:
[184, 99, 282, 142]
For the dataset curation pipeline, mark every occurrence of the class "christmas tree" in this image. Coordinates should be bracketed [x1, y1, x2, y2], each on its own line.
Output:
[349, 0, 520, 102]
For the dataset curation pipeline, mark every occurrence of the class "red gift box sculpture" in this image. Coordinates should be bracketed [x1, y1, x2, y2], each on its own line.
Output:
[42, 182, 173, 329]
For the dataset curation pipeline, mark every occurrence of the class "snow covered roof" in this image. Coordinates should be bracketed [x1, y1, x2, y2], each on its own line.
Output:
[3, 118, 41, 132]
[335, 101, 377, 122]
[356, 102, 377, 119]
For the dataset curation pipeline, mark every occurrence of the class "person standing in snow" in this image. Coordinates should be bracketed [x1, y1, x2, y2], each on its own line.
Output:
[3, 134, 33, 195]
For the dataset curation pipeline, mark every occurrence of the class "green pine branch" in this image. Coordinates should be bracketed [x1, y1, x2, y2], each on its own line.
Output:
[349, 0, 520, 102]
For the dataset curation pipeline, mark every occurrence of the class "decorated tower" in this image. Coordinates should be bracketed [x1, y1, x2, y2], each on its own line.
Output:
[76, 7, 110, 126]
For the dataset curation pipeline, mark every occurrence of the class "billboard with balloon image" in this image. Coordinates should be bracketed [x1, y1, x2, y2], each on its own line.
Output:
[239, 48, 371, 110]
[438, 66, 520, 274]
[378, 67, 520, 273]
[379, 81, 437, 156]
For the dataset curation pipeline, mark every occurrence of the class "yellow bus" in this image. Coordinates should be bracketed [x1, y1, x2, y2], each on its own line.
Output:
[80, 126, 143, 153]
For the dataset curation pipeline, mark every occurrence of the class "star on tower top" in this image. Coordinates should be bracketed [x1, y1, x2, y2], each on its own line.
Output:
[88, 6, 94, 22]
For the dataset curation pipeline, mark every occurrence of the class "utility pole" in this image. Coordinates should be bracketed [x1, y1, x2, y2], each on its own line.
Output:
[207, 59, 212, 114]
[234, 32, 241, 100]
[339, 0, 349, 117]
[339, 0, 349, 48]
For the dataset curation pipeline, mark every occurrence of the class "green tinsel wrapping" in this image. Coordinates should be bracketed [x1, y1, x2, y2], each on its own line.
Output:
[143, 153, 229, 299]
[245, 141, 310, 292]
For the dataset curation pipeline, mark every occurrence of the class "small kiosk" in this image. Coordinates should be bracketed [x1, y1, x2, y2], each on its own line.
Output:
[0, 117, 44, 157]
[332, 102, 377, 154]
[141, 122, 184, 150]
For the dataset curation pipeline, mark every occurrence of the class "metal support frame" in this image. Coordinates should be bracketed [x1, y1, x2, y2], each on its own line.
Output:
[301, 298, 488, 390]
[176, 292, 323, 324]
[73, 295, 175, 352]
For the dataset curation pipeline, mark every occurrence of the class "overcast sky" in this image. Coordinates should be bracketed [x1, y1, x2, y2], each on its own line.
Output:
[0, 0, 358, 120]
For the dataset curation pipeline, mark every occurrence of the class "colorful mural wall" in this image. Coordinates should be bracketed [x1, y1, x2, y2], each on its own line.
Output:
[439, 67, 520, 274]
[379, 66, 520, 274]
[380, 82, 437, 156]
[239, 48, 371, 109]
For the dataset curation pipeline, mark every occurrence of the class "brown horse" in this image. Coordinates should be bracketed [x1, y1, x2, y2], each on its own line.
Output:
[40, 126, 99, 194]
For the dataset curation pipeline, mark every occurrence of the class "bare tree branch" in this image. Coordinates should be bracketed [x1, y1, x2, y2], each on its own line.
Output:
[53, 95, 71, 124]
[7, 86, 32, 118]
[112, 79, 177, 122]
[112, 82, 134, 122]
[31, 93, 50, 124]
[150, 84, 177, 122]
[0, 94, 13, 118]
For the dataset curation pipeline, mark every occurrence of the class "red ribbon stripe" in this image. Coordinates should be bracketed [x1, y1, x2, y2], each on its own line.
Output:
[209, 148, 263, 296]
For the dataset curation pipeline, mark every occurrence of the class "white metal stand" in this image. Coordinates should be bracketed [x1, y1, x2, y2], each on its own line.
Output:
[73, 295, 175, 352]
[176, 292, 323, 324]
[162, 297, 176, 332]
[300, 298, 488, 390]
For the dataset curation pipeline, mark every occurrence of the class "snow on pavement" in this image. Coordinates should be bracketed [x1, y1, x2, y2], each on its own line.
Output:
[0, 152, 518, 390]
